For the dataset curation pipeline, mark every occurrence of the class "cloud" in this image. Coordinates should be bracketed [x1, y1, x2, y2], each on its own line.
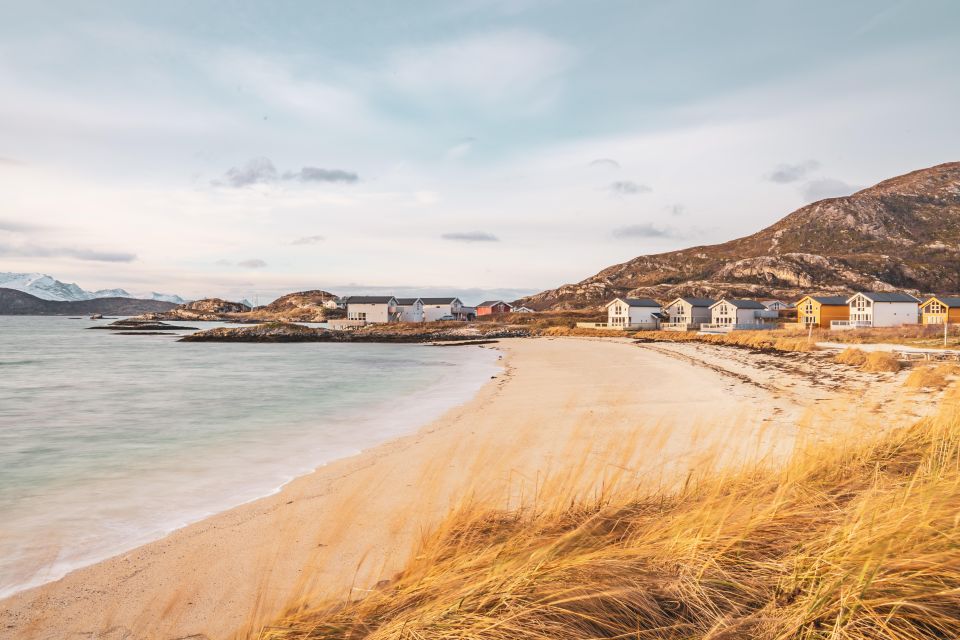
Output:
[216, 157, 278, 187]
[665, 203, 686, 216]
[441, 231, 499, 243]
[588, 158, 620, 169]
[0, 157, 24, 166]
[608, 180, 651, 196]
[612, 223, 674, 239]
[291, 235, 324, 245]
[766, 160, 821, 184]
[0, 218, 38, 232]
[215, 259, 233, 266]
[445, 137, 476, 160]
[385, 30, 574, 113]
[215, 158, 358, 187]
[801, 178, 862, 202]
[237, 258, 268, 268]
[283, 167, 359, 183]
[0, 242, 136, 262]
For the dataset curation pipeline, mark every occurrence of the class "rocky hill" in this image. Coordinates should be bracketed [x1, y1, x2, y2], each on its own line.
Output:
[247, 290, 342, 322]
[0, 288, 179, 315]
[516, 162, 960, 310]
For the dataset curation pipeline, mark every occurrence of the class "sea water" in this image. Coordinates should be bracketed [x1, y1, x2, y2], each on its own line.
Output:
[0, 316, 499, 597]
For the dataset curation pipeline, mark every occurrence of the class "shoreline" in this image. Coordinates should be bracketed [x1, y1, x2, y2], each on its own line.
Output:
[0, 341, 502, 602]
[0, 337, 916, 640]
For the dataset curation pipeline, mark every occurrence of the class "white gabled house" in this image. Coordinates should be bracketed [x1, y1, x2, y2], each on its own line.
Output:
[420, 297, 467, 321]
[512, 305, 536, 313]
[605, 297, 661, 329]
[661, 297, 716, 331]
[346, 296, 401, 324]
[395, 297, 424, 322]
[704, 299, 770, 331]
[836, 292, 920, 329]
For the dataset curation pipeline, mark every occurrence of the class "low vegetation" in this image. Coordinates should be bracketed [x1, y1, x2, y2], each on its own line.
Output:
[789, 323, 960, 349]
[833, 348, 902, 373]
[904, 363, 960, 390]
[638, 329, 815, 353]
[260, 383, 960, 640]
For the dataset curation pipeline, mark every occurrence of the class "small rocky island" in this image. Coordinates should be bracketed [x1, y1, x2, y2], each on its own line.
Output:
[180, 322, 529, 343]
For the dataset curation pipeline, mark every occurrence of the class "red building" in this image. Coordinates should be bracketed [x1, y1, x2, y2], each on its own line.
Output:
[476, 300, 513, 316]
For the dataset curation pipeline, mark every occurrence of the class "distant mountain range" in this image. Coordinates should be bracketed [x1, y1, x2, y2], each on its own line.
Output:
[517, 161, 960, 310]
[0, 272, 187, 304]
[0, 288, 180, 315]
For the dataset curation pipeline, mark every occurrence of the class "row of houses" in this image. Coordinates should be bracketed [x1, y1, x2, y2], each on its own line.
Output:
[581, 297, 781, 332]
[587, 292, 959, 332]
[336, 296, 534, 326]
[796, 292, 957, 329]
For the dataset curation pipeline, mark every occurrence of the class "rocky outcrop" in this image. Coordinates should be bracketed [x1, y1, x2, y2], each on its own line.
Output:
[180, 322, 530, 343]
[517, 162, 960, 310]
[246, 290, 341, 322]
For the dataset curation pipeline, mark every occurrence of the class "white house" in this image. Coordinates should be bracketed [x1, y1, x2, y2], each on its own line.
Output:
[706, 299, 769, 331]
[512, 305, 536, 313]
[421, 297, 466, 321]
[605, 297, 661, 329]
[840, 292, 920, 329]
[661, 297, 716, 330]
[761, 300, 791, 311]
[395, 297, 424, 322]
[346, 296, 400, 324]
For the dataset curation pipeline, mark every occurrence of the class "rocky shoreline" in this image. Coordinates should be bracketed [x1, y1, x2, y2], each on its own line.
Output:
[178, 322, 529, 343]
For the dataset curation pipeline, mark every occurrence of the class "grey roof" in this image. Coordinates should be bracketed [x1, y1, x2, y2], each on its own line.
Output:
[477, 300, 512, 308]
[608, 297, 661, 308]
[711, 298, 766, 309]
[805, 295, 849, 305]
[675, 297, 716, 307]
[420, 297, 461, 305]
[346, 296, 396, 304]
[395, 297, 421, 305]
[852, 292, 920, 303]
[924, 296, 960, 307]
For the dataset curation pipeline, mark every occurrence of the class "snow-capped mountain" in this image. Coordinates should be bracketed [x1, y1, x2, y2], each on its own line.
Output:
[0, 272, 188, 304]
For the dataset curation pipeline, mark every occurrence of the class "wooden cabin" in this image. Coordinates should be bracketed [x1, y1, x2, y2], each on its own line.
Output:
[795, 295, 849, 328]
[920, 296, 960, 325]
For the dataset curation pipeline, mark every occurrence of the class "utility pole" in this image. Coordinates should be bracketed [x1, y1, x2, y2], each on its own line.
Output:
[945, 320, 949, 348]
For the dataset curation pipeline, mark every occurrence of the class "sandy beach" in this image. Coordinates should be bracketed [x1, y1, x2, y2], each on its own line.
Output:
[0, 337, 921, 640]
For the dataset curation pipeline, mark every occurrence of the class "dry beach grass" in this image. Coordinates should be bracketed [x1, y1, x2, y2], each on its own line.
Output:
[261, 384, 960, 640]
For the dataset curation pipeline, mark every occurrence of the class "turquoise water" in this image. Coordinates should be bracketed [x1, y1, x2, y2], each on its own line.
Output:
[0, 317, 499, 597]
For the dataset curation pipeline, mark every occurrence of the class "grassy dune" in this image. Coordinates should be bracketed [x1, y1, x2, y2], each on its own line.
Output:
[243, 328, 960, 639]
[258, 388, 960, 639]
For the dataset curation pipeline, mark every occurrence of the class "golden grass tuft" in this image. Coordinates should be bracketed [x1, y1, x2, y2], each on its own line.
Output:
[258, 386, 960, 640]
[834, 346, 869, 366]
[859, 350, 902, 373]
[904, 363, 959, 390]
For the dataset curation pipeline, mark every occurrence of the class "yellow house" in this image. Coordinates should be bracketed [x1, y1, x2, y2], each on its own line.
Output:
[920, 296, 960, 324]
[795, 295, 849, 328]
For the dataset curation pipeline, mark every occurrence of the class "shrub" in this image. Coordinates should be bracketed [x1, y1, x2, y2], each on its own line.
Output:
[834, 347, 868, 366]
[860, 351, 902, 373]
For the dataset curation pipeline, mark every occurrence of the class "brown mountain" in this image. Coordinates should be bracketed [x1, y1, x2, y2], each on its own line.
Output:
[247, 289, 342, 321]
[517, 161, 960, 310]
[0, 288, 179, 315]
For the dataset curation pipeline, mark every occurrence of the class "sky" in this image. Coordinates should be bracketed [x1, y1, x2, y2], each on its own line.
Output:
[0, 0, 958, 303]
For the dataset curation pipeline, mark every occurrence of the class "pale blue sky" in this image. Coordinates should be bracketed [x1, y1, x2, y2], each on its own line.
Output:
[0, 0, 958, 301]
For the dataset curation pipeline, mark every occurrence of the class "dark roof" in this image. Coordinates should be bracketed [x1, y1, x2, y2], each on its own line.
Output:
[676, 297, 716, 307]
[477, 300, 512, 308]
[804, 295, 849, 305]
[924, 296, 960, 307]
[395, 297, 421, 305]
[346, 296, 396, 304]
[853, 292, 920, 303]
[712, 298, 766, 309]
[419, 297, 460, 305]
[608, 297, 661, 308]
